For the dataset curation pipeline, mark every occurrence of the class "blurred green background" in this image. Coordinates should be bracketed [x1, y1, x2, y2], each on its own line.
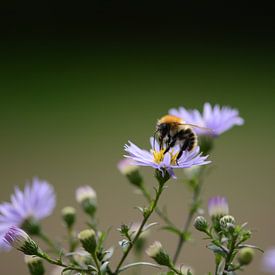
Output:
[0, 2, 275, 274]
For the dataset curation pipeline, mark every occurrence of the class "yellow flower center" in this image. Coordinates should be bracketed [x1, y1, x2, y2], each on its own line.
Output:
[152, 149, 165, 164]
[152, 149, 179, 165]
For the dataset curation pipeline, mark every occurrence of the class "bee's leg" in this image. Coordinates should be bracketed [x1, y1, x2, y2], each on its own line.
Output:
[163, 134, 178, 154]
[176, 139, 189, 163]
[159, 138, 164, 150]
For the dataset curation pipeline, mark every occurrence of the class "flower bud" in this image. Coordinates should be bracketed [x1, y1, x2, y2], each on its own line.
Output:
[76, 186, 97, 216]
[238, 247, 254, 266]
[25, 255, 45, 275]
[208, 196, 229, 218]
[184, 166, 201, 180]
[194, 216, 208, 232]
[4, 226, 41, 255]
[61, 206, 76, 228]
[146, 241, 171, 267]
[219, 215, 236, 230]
[78, 229, 97, 255]
[117, 158, 142, 187]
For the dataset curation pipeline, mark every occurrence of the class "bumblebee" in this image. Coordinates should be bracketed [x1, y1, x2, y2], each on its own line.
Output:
[155, 115, 208, 161]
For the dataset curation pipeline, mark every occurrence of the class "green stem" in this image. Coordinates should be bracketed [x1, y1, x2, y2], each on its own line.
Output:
[68, 227, 78, 252]
[91, 252, 102, 275]
[169, 265, 183, 275]
[223, 235, 238, 274]
[173, 177, 203, 264]
[38, 252, 90, 273]
[114, 172, 168, 274]
[140, 183, 176, 227]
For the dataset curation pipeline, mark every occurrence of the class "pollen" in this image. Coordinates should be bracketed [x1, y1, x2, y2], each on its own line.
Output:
[152, 149, 165, 164]
[170, 149, 179, 165]
[152, 149, 179, 165]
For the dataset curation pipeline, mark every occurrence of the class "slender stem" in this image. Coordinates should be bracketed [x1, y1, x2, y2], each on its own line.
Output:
[67, 227, 78, 252]
[171, 266, 184, 275]
[91, 252, 102, 275]
[38, 252, 90, 273]
[140, 183, 176, 227]
[223, 234, 238, 274]
[173, 177, 203, 263]
[114, 177, 167, 274]
[118, 262, 160, 273]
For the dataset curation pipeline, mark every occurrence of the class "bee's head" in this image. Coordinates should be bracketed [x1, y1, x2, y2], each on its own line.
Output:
[156, 123, 170, 139]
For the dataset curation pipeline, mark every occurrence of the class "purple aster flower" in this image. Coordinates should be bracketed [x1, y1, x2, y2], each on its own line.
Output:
[208, 196, 229, 218]
[0, 177, 56, 251]
[169, 103, 244, 136]
[124, 137, 210, 178]
[3, 226, 39, 255]
[262, 248, 275, 274]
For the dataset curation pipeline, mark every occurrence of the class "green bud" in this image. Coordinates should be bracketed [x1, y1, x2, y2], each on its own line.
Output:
[61, 206, 76, 228]
[76, 186, 97, 216]
[238, 247, 254, 266]
[220, 215, 236, 230]
[119, 224, 130, 236]
[25, 256, 45, 275]
[78, 229, 97, 255]
[118, 159, 143, 187]
[146, 241, 171, 267]
[194, 216, 208, 232]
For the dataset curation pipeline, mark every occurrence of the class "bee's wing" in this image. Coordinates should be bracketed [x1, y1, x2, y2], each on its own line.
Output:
[179, 123, 213, 133]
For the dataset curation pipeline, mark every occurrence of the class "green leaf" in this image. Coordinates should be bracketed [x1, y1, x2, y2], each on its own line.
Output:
[100, 261, 109, 274]
[238, 244, 264, 253]
[135, 206, 145, 215]
[143, 222, 158, 231]
[102, 247, 114, 261]
[118, 262, 160, 273]
[207, 243, 228, 257]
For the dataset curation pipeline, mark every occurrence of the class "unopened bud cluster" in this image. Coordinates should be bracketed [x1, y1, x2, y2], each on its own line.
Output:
[219, 215, 236, 231]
